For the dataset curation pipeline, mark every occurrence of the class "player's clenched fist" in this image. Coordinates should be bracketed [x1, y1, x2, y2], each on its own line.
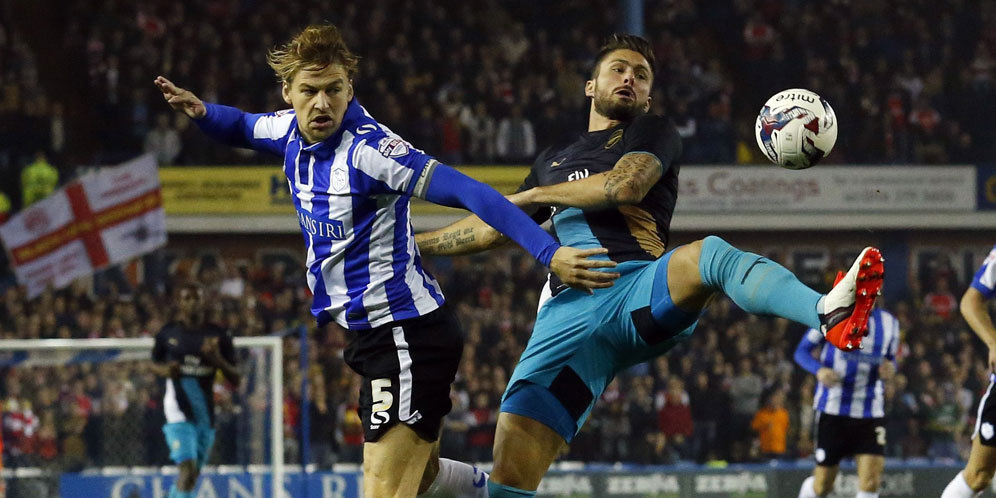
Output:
[154, 76, 206, 119]
[549, 247, 620, 295]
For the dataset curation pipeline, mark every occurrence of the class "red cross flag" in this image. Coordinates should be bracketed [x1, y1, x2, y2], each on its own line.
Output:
[0, 154, 166, 297]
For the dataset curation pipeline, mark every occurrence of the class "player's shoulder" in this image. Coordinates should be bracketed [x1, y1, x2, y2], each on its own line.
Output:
[254, 109, 297, 140]
[342, 99, 390, 142]
[981, 245, 996, 267]
[626, 113, 679, 136]
[156, 321, 180, 335]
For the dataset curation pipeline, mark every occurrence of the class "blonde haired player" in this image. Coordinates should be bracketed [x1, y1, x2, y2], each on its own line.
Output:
[155, 24, 615, 498]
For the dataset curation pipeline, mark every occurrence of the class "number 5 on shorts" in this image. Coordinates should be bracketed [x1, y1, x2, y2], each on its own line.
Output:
[370, 378, 393, 429]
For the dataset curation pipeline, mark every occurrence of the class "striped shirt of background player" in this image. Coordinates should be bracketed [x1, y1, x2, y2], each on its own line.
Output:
[796, 308, 900, 418]
[212, 100, 444, 330]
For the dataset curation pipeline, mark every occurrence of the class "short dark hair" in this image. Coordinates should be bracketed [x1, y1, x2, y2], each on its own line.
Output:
[590, 33, 656, 79]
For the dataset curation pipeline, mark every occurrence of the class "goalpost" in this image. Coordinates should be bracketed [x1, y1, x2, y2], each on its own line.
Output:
[0, 337, 283, 498]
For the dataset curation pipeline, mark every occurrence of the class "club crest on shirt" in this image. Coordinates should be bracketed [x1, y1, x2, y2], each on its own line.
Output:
[378, 137, 410, 158]
[332, 166, 347, 193]
[983, 422, 995, 440]
[604, 129, 624, 149]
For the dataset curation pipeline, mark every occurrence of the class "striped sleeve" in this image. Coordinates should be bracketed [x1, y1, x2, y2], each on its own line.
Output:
[195, 103, 295, 156]
[351, 135, 435, 197]
[971, 246, 996, 299]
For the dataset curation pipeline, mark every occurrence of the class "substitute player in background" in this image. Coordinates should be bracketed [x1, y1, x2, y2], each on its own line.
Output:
[151, 282, 241, 498]
[416, 33, 885, 497]
[795, 304, 899, 498]
[155, 24, 614, 498]
[943, 246, 996, 497]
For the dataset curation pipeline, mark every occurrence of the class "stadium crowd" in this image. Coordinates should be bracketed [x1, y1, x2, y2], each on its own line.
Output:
[1, 0, 995, 489]
[0, 246, 989, 474]
[3, 0, 996, 212]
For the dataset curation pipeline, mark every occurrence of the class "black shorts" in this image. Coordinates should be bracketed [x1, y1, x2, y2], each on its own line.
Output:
[343, 305, 464, 443]
[973, 377, 996, 446]
[813, 412, 886, 466]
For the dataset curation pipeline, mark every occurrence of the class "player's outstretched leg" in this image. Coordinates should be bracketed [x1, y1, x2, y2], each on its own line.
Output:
[942, 437, 996, 497]
[666, 236, 883, 351]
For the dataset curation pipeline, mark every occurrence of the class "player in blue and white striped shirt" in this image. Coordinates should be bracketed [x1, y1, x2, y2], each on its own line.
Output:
[154, 24, 617, 498]
[943, 245, 996, 498]
[795, 305, 900, 498]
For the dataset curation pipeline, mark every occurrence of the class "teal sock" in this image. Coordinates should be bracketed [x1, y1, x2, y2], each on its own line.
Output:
[698, 236, 822, 329]
[488, 481, 536, 497]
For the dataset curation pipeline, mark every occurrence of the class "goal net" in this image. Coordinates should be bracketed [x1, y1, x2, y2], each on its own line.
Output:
[0, 337, 283, 498]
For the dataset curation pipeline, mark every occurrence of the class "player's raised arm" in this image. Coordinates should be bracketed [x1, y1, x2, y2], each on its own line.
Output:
[515, 115, 681, 210]
[419, 163, 619, 294]
[415, 214, 510, 257]
[416, 170, 548, 257]
[154, 76, 291, 156]
[154, 76, 207, 118]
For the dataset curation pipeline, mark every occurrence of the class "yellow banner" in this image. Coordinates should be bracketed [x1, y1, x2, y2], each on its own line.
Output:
[159, 166, 531, 215]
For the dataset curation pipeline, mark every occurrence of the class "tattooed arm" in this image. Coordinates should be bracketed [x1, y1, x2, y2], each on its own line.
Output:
[415, 214, 511, 256]
[515, 152, 664, 210]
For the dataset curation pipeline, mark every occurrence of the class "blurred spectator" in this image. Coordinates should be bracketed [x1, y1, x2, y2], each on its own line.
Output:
[657, 377, 693, 462]
[144, 113, 181, 166]
[0, 190, 10, 224]
[729, 357, 763, 460]
[462, 102, 497, 163]
[496, 105, 536, 163]
[629, 378, 662, 464]
[20, 151, 58, 207]
[927, 385, 962, 460]
[752, 389, 789, 461]
[924, 277, 958, 320]
[466, 391, 497, 463]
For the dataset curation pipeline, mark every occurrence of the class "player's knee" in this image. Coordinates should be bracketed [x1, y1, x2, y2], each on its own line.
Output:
[965, 466, 994, 491]
[491, 459, 530, 490]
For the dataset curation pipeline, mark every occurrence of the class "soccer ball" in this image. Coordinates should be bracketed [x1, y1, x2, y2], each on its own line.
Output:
[754, 88, 837, 170]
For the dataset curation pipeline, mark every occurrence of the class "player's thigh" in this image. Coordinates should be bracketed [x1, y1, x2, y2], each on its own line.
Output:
[812, 464, 839, 495]
[964, 437, 996, 490]
[363, 424, 434, 498]
[345, 306, 464, 444]
[491, 412, 567, 491]
[666, 240, 714, 312]
[855, 454, 884, 492]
